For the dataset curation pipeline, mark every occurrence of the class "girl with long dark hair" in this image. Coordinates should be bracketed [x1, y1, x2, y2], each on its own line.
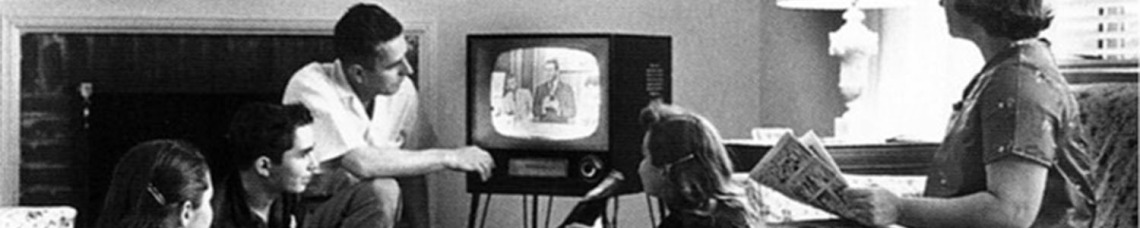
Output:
[96, 139, 214, 228]
[638, 101, 763, 228]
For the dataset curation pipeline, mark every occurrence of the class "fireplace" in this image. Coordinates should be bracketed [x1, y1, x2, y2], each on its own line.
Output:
[2, 17, 430, 228]
[22, 32, 337, 227]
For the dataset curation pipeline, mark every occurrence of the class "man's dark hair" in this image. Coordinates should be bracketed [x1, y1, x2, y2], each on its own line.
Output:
[952, 0, 1053, 40]
[334, 3, 404, 61]
[227, 102, 314, 170]
[545, 59, 560, 71]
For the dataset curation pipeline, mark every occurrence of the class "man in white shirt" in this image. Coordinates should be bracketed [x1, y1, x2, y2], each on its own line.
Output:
[282, 3, 494, 228]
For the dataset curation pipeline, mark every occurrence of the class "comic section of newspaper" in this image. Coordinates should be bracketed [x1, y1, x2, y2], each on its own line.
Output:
[748, 131, 852, 219]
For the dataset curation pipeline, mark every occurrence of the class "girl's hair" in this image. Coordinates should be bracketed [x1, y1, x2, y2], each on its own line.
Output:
[96, 139, 211, 228]
[639, 101, 744, 214]
[951, 0, 1053, 40]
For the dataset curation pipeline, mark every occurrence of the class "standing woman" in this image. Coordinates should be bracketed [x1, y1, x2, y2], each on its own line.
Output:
[96, 139, 215, 228]
[842, 0, 1094, 227]
[638, 101, 764, 228]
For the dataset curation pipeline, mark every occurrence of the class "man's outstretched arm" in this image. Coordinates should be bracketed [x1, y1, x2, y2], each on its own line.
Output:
[340, 146, 495, 180]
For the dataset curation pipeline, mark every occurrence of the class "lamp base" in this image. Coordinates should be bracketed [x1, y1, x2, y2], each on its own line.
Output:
[833, 115, 882, 144]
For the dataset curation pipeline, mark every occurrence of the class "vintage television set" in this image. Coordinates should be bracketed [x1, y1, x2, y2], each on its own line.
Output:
[466, 34, 671, 196]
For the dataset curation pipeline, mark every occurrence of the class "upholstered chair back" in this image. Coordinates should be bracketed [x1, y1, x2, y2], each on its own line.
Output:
[1073, 83, 1137, 228]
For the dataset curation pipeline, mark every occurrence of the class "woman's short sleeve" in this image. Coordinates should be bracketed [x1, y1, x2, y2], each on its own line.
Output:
[977, 63, 1067, 166]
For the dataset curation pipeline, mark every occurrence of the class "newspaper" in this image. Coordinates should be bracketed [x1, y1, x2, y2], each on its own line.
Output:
[748, 131, 852, 219]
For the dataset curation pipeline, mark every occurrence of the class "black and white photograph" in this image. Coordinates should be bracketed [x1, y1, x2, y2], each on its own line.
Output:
[0, 0, 1134, 228]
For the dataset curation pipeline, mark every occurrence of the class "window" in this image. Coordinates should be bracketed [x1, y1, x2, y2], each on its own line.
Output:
[1044, 0, 1139, 83]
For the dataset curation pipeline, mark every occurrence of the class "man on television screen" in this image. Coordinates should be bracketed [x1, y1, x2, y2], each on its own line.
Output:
[533, 59, 577, 123]
[281, 3, 494, 227]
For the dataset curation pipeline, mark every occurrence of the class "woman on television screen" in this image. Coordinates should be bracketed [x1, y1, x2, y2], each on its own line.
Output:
[494, 72, 534, 122]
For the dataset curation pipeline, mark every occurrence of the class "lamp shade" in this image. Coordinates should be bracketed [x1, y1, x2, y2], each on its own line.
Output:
[776, 0, 912, 10]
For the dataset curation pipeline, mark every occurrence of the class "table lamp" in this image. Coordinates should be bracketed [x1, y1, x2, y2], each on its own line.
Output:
[776, 0, 911, 142]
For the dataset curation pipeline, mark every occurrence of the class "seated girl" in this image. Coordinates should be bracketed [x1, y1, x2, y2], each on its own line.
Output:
[638, 101, 764, 228]
[95, 139, 215, 228]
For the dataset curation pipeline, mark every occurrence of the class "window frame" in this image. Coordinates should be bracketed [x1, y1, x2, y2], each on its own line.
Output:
[1049, 0, 1139, 84]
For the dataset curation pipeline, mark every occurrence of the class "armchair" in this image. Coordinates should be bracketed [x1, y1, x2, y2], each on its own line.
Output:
[1073, 83, 1137, 228]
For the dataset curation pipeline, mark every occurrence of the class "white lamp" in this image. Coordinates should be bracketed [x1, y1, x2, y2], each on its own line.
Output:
[777, 0, 910, 142]
[777, 0, 910, 9]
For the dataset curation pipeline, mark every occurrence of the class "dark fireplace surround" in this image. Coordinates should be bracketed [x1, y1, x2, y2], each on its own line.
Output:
[4, 18, 428, 228]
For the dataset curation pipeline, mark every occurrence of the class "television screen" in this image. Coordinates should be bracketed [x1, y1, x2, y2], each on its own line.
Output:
[489, 48, 601, 139]
[470, 37, 610, 152]
[467, 34, 671, 195]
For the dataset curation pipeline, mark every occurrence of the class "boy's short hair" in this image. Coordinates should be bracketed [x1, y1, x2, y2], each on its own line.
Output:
[227, 102, 314, 170]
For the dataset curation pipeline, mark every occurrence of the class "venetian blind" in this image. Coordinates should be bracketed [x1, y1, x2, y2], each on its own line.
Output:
[1045, 0, 1139, 82]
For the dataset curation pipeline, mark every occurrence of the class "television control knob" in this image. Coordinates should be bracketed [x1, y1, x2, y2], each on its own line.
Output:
[579, 155, 604, 182]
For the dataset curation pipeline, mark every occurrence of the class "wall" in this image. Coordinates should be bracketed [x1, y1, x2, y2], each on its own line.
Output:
[868, 0, 981, 142]
[1, 0, 842, 227]
[416, 2, 840, 227]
